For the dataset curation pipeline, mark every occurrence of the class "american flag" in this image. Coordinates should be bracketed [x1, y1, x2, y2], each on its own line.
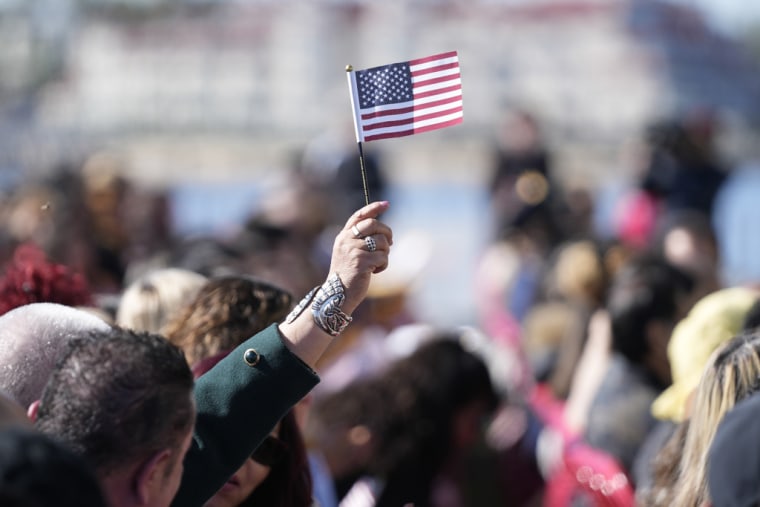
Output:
[347, 51, 462, 142]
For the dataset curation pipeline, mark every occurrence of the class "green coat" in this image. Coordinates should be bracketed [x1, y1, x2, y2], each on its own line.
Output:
[172, 324, 319, 507]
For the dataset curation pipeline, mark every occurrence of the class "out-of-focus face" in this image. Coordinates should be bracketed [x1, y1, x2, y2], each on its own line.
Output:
[203, 426, 282, 507]
[452, 399, 493, 453]
[203, 458, 271, 507]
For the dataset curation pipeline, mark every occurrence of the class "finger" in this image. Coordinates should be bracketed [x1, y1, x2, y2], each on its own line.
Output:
[345, 201, 390, 230]
[359, 234, 390, 253]
[373, 259, 389, 274]
[352, 219, 393, 245]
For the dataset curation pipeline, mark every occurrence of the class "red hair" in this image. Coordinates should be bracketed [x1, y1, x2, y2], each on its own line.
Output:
[0, 243, 93, 316]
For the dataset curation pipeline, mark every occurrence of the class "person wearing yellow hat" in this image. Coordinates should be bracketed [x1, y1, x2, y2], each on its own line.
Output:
[633, 286, 759, 502]
[651, 286, 760, 423]
[664, 328, 760, 506]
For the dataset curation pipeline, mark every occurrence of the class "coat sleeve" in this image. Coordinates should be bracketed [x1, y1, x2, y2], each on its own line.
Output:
[172, 323, 320, 507]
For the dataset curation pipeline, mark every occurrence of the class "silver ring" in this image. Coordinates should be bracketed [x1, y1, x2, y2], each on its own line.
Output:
[351, 224, 363, 238]
[364, 236, 377, 252]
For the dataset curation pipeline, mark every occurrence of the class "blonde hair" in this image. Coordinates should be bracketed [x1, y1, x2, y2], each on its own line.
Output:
[670, 332, 760, 506]
[553, 240, 605, 305]
[116, 268, 207, 333]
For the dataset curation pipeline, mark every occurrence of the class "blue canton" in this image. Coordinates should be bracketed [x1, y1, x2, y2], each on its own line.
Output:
[356, 63, 414, 109]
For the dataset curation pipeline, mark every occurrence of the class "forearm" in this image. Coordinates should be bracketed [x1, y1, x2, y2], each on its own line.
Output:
[278, 200, 392, 369]
[278, 310, 335, 370]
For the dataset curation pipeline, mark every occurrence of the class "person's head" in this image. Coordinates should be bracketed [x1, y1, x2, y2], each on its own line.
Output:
[34, 327, 195, 507]
[671, 331, 760, 506]
[377, 335, 500, 505]
[116, 268, 208, 333]
[381, 335, 499, 449]
[0, 302, 110, 409]
[203, 427, 283, 507]
[652, 287, 759, 423]
[550, 239, 607, 306]
[304, 379, 383, 487]
[162, 275, 292, 366]
[194, 351, 312, 507]
[707, 392, 760, 507]
[606, 254, 693, 383]
[309, 333, 499, 505]
[654, 209, 721, 297]
[202, 413, 310, 507]
[0, 428, 106, 507]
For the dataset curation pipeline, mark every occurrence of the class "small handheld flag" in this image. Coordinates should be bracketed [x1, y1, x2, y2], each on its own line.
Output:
[345, 51, 463, 205]
[346, 51, 463, 143]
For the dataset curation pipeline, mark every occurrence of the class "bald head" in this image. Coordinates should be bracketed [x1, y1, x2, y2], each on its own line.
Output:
[0, 303, 110, 408]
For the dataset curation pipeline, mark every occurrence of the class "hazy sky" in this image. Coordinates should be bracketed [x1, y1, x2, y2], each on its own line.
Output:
[0, 0, 758, 36]
[674, 0, 760, 33]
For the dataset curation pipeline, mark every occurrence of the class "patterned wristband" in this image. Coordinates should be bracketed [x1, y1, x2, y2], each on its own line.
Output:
[285, 286, 318, 324]
[310, 273, 353, 336]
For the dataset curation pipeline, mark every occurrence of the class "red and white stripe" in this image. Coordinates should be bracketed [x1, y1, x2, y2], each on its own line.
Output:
[349, 51, 463, 142]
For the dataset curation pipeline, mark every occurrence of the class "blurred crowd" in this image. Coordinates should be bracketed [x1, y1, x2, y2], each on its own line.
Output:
[1, 106, 760, 507]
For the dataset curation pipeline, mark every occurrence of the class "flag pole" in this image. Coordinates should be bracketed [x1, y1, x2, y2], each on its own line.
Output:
[357, 140, 370, 206]
[346, 64, 370, 206]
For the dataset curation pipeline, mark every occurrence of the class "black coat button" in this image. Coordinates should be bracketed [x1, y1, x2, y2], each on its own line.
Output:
[243, 348, 260, 367]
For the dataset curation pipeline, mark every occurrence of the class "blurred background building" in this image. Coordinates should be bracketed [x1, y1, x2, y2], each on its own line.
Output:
[1, 0, 760, 324]
[2, 0, 760, 182]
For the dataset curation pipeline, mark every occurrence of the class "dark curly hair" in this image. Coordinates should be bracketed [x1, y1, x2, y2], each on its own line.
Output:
[162, 275, 292, 366]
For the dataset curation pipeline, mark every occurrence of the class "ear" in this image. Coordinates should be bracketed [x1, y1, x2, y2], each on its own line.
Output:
[27, 400, 41, 422]
[134, 449, 172, 506]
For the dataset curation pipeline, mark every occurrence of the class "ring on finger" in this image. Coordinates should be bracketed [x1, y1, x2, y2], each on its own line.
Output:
[364, 236, 377, 252]
[351, 224, 363, 238]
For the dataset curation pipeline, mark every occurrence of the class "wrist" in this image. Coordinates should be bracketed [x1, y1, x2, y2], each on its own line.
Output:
[286, 273, 353, 337]
[311, 273, 353, 336]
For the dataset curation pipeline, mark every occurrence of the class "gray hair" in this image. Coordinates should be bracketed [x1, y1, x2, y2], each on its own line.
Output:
[0, 303, 110, 408]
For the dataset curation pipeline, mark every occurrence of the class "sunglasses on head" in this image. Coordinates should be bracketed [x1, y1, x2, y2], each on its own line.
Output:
[251, 435, 289, 466]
